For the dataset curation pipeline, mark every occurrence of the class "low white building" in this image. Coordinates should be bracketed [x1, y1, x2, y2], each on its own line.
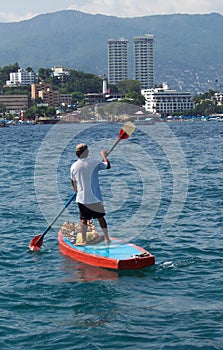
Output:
[6, 69, 36, 86]
[214, 92, 223, 105]
[52, 66, 69, 78]
[142, 84, 194, 115]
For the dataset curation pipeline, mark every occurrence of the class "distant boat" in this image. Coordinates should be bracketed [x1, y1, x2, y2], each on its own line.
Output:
[135, 117, 155, 125]
[35, 118, 60, 124]
[0, 120, 9, 127]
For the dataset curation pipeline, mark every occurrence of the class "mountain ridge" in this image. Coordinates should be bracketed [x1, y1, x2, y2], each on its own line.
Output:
[1, 10, 223, 93]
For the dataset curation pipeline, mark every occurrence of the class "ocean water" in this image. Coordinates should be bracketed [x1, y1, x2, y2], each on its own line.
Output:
[0, 121, 222, 349]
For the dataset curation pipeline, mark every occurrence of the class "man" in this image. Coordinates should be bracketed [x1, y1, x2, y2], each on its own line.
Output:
[70, 143, 111, 245]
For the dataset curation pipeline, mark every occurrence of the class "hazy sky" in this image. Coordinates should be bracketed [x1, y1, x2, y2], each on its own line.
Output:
[1, 0, 223, 22]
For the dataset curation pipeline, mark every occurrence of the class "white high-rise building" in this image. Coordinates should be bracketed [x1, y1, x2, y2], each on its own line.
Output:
[133, 34, 154, 89]
[107, 38, 129, 84]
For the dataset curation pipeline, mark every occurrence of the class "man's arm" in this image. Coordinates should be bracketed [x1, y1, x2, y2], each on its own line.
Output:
[101, 150, 111, 169]
[71, 179, 78, 192]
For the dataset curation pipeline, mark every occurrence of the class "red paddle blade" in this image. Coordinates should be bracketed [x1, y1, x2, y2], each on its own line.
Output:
[119, 121, 136, 140]
[119, 130, 129, 139]
[29, 234, 43, 251]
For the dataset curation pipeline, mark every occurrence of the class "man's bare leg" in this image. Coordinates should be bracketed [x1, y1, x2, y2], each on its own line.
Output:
[98, 216, 111, 243]
[79, 218, 87, 245]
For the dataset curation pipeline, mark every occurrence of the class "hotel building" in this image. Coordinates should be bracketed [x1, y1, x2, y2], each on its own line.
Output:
[141, 84, 194, 115]
[107, 38, 129, 84]
[133, 34, 154, 89]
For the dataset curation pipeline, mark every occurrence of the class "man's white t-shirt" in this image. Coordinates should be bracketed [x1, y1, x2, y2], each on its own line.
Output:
[70, 158, 107, 204]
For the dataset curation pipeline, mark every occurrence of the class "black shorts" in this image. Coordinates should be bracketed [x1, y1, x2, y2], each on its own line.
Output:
[78, 202, 105, 220]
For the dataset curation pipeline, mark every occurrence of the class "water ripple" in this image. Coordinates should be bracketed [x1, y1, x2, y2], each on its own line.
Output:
[0, 123, 223, 349]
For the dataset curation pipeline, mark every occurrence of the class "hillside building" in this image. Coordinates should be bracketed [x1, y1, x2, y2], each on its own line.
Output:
[6, 69, 36, 86]
[38, 89, 59, 107]
[59, 94, 73, 105]
[133, 34, 154, 89]
[31, 83, 59, 107]
[107, 38, 129, 84]
[142, 84, 194, 115]
[214, 92, 223, 105]
[52, 66, 69, 77]
[31, 83, 51, 100]
[0, 94, 28, 113]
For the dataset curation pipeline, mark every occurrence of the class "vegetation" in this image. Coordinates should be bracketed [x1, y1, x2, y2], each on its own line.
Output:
[117, 80, 141, 94]
[0, 11, 223, 94]
[0, 63, 20, 89]
[1, 64, 223, 120]
[37, 68, 103, 94]
[0, 103, 6, 114]
[25, 105, 56, 120]
[176, 90, 223, 116]
[0, 64, 145, 119]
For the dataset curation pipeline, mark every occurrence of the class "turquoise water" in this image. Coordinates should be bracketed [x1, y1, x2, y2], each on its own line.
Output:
[0, 121, 222, 349]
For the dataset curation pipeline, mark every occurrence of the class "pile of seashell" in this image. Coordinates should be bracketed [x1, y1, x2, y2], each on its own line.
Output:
[61, 220, 101, 244]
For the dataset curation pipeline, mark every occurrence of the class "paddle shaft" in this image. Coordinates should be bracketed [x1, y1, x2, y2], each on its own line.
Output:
[107, 138, 121, 156]
[38, 193, 76, 241]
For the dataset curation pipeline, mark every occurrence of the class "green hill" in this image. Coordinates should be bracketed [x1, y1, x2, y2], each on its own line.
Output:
[1, 10, 223, 93]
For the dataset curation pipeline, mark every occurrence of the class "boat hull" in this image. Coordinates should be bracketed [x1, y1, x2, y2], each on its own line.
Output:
[58, 230, 155, 270]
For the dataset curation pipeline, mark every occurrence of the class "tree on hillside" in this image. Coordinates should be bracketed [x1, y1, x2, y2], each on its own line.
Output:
[117, 80, 141, 94]
[26, 67, 34, 72]
[0, 102, 6, 114]
[71, 92, 85, 105]
[194, 99, 216, 115]
[120, 92, 145, 106]
[107, 83, 119, 94]
[0, 63, 20, 88]
[25, 105, 56, 120]
[37, 68, 53, 82]
[3, 86, 30, 95]
[63, 69, 102, 93]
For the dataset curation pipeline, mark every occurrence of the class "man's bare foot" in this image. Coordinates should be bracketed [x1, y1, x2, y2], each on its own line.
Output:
[105, 238, 111, 244]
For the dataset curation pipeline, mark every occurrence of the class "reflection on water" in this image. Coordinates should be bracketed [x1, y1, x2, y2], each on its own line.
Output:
[59, 255, 119, 282]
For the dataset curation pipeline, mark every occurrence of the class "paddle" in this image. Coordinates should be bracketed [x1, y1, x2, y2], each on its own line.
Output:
[29, 193, 76, 251]
[107, 121, 136, 155]
[29, 121, 136, 251]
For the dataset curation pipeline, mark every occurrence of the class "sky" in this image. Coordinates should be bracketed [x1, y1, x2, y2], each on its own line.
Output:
[1, 0, 223, 22]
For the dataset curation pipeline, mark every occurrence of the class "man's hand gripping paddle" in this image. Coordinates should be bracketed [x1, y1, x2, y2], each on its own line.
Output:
[29, 121, 136, 251]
